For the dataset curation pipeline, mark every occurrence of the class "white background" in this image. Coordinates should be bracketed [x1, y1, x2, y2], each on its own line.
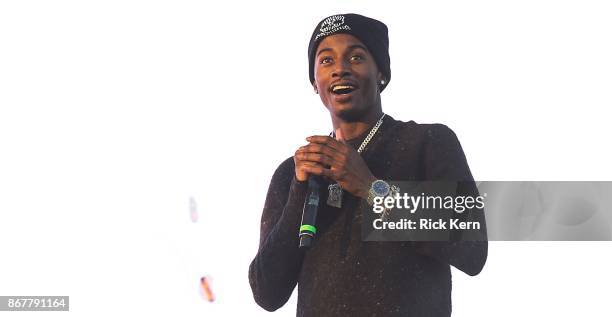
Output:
[1, 0, 611, 316]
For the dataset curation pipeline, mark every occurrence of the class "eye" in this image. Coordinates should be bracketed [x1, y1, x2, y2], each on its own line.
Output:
[320, 56, 333, 64]
[350, 55, 363, 62]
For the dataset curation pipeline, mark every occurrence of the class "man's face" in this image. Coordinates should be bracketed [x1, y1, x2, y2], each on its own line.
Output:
[313, 33, 382, 121]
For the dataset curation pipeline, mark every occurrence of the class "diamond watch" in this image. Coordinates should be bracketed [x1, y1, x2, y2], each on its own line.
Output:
[367, 179, 400, 206]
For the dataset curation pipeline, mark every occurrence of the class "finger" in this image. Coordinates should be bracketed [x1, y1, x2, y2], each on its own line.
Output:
[301, 164, 335, 179]
[295, 160, 325, 172]
[299, 143, 339, 158]
[295, 160, 326, 182]
[295, 152, 335, 167]
[298, 161, 324, 169]
[305, 135, 344, 152]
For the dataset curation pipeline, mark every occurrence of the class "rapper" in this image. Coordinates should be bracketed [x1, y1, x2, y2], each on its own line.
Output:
[249, 13, 487, 317]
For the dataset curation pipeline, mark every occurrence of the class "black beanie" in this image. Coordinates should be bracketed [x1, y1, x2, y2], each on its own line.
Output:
[308, 13, 391, 91]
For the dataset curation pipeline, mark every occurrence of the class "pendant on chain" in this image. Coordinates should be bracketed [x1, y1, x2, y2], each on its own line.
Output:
[324, 113, 386, 209]
[327, 183, 343, 208]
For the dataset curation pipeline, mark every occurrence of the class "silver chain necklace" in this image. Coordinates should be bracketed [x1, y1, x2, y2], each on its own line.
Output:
[327, 113, 386, 208]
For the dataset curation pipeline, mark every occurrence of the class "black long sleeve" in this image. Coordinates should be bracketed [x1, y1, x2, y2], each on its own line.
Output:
[415, 124, 488, 276]
[248, 158, 307, 311]
[249, 116, 487, 316]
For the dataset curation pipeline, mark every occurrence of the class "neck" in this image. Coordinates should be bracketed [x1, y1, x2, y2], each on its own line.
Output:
[331, 106, 384, 141]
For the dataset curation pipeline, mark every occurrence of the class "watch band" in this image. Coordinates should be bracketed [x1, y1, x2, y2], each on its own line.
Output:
[367, 180, 400, 208]
[380, 185, 400, 220]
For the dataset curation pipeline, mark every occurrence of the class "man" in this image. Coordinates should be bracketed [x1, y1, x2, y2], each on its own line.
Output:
[249, 13, 487, 316]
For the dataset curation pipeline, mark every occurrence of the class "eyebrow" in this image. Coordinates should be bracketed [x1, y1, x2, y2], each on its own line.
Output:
[316, 44, 369, 57]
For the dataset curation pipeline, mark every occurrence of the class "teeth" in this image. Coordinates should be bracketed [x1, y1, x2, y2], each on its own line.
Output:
[332, 85, 355, 92]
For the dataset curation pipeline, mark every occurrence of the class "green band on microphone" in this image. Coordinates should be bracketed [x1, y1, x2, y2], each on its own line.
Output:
[300, 224, 317, 234]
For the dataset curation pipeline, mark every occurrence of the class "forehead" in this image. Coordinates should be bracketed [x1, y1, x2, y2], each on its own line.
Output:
[316, 33, 368, 55]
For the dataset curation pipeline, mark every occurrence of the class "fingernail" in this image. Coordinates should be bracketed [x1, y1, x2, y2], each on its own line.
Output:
[306, 137, 312, 141]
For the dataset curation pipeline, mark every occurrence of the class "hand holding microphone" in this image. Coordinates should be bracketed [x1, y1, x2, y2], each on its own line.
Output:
[294, 128, 376, 248]
[294, 128, 376, 199]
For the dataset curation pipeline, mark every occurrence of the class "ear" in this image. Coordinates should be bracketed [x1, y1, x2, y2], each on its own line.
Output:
[313, 83, 319, 94]
[377, 72, 386, 90]
[377, 72, 385, 86]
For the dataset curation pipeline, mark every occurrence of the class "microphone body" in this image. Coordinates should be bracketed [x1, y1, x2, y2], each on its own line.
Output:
[299, 177, 321, 248]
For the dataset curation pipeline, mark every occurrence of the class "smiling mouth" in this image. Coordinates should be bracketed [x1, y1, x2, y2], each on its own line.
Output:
[331, 84, 357, 95]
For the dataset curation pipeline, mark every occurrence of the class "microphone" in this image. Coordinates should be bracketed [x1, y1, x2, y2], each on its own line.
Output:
[299, 176, 321, 249]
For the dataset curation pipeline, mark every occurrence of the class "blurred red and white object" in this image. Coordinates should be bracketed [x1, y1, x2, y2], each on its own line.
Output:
[199, 276, 215, 302]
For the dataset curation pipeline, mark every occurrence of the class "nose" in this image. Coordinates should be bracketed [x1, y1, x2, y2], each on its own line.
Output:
[331, 59, 352, 78]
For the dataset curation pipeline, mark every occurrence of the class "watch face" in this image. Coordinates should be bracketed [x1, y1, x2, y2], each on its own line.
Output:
[372, 180, 390, 196]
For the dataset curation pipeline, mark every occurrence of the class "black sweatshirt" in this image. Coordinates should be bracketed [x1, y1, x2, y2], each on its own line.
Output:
[249, 115, 487, 316]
